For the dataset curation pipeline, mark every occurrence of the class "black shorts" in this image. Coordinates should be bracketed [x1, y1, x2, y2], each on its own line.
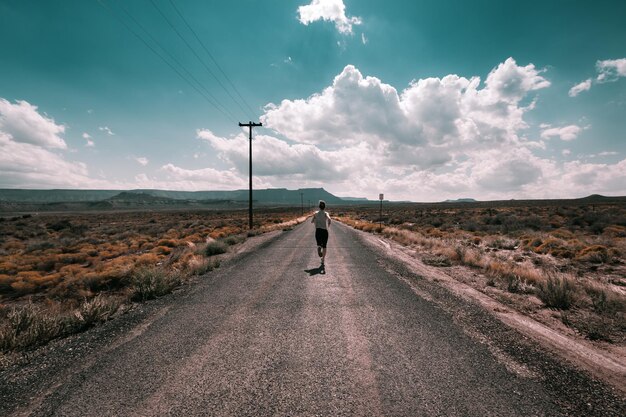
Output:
[315, 228, 329, 248]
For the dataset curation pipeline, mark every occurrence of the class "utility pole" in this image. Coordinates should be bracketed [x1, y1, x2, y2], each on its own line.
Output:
[300, 192, 304, 216]
[239, 121, 262, 229]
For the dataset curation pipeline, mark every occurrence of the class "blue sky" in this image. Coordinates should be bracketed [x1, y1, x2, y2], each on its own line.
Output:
[1, 0, 625, 201]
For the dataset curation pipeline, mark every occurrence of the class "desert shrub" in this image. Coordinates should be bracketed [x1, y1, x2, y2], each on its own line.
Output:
[35, 257, 57, 272]
[520, 235, 543, 250]
[462, 221, 479, 232]
[56, 253, 89, 265]
[4, 240, 25, 252]
[47, 220, 72, 231]
[0, 274, 16, 293]
[75, 295, 121, 328]
[9, 279, 37, 295]
[422, 254, 452, 267]
[575, 245, 609, 263]
[487, 237, 519, 250]
[205, 241, 228, 256]
[157, 239, 178, 248]
[187, 258, 220, 276]
[0, 296, 120, 352]
[25, 241, 56, 253]
[222, 235, 245, 246]
[603, 225, 626, 238]
[584, 284, 625, 316]
[0, 302, 63, 351]
[536, 274, 575, 309]
[461, 248, 484, 268]
[153, 245, 172, 255]
[130, 267, 181, 301]
[135, 252, 161, 266]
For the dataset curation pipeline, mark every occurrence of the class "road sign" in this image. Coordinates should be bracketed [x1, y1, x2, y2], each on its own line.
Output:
[379, 193, 384, 201]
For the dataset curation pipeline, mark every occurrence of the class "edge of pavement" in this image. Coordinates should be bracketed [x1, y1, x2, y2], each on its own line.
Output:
[338, 221, 626, 397]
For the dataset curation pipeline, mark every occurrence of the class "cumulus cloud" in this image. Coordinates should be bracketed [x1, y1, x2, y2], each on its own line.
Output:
[540, 124, 583, 141]
[253, 59, 625, 200]
[596, 58, 626, 82]
[135, 157, 149, 166]
[568, 78, 592, 97]
[197, 129, 369, 181]
[0, 98, 119, 188]
[0, 98, 67, 149]
[0, 132, 101, 188]
[262, 58, 550, 171]
[297, 0, 362, 34]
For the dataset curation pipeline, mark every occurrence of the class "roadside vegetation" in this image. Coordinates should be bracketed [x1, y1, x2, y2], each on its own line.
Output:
[0, 208, 304, 356]
[336, 201, 626, 344]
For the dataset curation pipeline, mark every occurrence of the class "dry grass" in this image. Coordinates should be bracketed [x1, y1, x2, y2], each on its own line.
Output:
[130, 266, 182, 302]
[0, 295, 121, 351]
[338, 201, 626, 343]
[0, 207, 304, 352]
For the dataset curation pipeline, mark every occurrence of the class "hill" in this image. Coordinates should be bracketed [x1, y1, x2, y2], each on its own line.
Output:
[0, 188, 348, 212]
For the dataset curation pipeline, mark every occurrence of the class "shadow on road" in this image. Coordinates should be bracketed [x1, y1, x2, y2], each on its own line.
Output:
[304, 264, 326, 276]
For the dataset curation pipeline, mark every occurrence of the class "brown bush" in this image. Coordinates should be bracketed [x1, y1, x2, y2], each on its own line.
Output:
[156, 239, 179, 248]
[576, 245, 609, 263]
[603, 225, 626, 238]
[135, 253, 161, 266]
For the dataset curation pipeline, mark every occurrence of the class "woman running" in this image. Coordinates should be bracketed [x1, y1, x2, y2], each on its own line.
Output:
[311, 200, 331, 265]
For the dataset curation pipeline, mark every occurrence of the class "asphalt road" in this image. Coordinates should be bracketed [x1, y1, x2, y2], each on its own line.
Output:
[4, 221, 625, 416]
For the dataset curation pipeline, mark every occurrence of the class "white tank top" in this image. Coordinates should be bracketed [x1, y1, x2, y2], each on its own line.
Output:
[314, 210, 329, 229]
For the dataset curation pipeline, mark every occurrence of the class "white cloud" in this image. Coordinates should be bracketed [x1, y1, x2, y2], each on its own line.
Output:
[480, 58, 551, 103]
[0, 98, 67, 149]
[540, 124, 583, 141]
[262, 58, 550, 170]
[160, 163, 250, 190]
[596, 58, 626, 82]
[297, 0, 362, 34]
[135, 157, 149, 166]
[0, 132, 103, 188]
[568, 78, 592, 97]
[197, 129, 366, 181]
[99, 126, 115, 135]
[253, 59, 625, 200]
[361, 33, 368, 44]
[0, 99, 114, 188]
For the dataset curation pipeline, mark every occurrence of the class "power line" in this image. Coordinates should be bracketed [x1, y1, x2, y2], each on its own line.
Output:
[149, 0, 251, 120]
[114, 0, 239, 123]
[97, 0, 237, 124]
[167, 0, 257, 117]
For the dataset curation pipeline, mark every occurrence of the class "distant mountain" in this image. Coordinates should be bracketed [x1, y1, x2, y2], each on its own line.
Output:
[577, 194, 610, 201]
[340, 197, 371, 201]
[444, 198, 477, 203]
[0, 187, 344, 205]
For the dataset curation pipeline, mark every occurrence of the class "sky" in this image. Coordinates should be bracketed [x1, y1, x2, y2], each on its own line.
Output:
[1, 0, 625, 202]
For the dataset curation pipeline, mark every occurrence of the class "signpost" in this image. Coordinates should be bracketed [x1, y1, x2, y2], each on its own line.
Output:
[379, 193, 384, 230]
